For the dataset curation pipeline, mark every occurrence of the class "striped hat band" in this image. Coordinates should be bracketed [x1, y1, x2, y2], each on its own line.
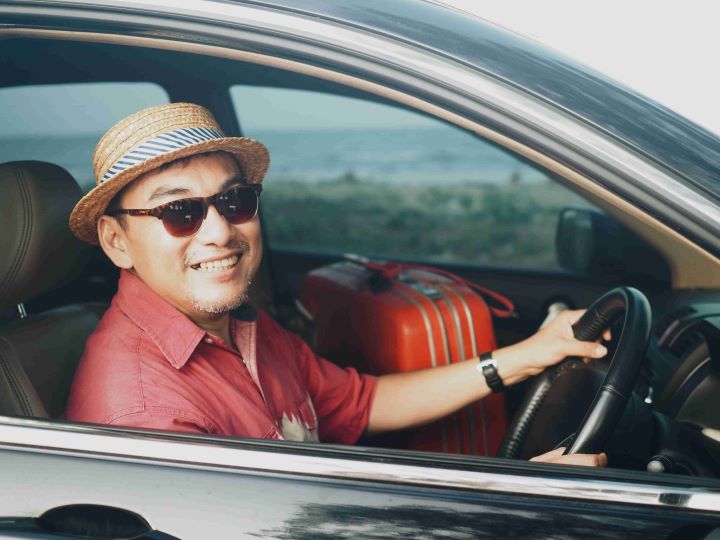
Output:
[102, 127, 224, 183]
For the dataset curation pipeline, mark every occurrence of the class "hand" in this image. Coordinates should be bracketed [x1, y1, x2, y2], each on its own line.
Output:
[495, 309, 609, 385]
[530, 446, 607, 467]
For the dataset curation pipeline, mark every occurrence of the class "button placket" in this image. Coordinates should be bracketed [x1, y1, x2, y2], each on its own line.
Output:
[235, 319, 271, 410]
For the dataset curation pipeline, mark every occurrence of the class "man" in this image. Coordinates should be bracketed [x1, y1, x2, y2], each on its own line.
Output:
[66, 103, 608, 466]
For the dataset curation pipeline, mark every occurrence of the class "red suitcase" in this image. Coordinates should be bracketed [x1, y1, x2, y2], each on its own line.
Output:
[299, 258, 513, 456]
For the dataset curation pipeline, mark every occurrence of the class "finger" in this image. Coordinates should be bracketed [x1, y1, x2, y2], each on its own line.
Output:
[586, 333, 611, 362]
[529, 447, 566, 461]
[554, 453, 607, 467]
[536, 452, 607, 467]
[568, 341, 607, 359]
[563, 309, 587, 326]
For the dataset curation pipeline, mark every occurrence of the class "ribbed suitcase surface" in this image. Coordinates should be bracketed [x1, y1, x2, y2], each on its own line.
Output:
[300, 261, 508, 456]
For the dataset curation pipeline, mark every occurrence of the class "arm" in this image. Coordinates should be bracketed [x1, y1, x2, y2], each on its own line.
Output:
[366, 309, 608, 434]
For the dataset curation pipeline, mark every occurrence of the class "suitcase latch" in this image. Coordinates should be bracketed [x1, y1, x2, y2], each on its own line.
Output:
[402, 278, 442, 299]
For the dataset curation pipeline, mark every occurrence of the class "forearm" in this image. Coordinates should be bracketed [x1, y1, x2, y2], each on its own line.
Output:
[366, 344, 532, 434]
[366, 309, 609, 434]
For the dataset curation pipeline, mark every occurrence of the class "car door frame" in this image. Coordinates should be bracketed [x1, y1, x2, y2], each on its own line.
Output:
[2, 0, 720, 536]
[2, 416, 720, 538]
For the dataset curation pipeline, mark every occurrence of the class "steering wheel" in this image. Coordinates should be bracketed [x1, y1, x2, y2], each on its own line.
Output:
[497, 287, 651, 459]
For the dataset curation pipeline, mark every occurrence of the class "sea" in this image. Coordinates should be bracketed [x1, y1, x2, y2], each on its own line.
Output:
[0, 126, 548, 191]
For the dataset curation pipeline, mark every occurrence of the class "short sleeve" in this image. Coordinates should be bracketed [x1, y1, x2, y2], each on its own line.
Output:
[294, 339, 378, 444]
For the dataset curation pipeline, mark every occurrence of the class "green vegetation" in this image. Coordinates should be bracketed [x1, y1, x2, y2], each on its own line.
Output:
[262, 174, 591, 269]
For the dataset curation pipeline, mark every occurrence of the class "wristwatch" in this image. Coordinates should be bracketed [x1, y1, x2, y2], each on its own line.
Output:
[477, 351, 505, 393]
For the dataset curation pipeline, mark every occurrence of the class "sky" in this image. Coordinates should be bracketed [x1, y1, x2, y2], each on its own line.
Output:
[439, 0, 720, 135]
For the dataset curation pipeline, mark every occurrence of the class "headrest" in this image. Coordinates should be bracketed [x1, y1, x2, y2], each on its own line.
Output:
[0, 161, 89, 309]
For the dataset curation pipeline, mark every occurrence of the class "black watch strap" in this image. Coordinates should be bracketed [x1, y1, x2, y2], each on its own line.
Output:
[477, 351, 505, 393]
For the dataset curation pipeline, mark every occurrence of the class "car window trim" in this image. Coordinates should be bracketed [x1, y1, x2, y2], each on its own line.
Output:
[1, 416, 720, 513]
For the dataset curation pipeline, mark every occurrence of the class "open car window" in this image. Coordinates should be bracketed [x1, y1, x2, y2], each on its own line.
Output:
[0, 82, 168, 192]
[231, 86, 598, 271]
[0, 35, 692, 467]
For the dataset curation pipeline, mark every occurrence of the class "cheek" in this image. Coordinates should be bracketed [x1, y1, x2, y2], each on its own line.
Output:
[244, 219, 263, 248]
[242, 224, 263, 270]
[126, 223, 189, 277]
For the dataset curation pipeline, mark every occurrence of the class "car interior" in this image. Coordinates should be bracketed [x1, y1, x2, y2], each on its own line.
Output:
[2, 36, 720, 479]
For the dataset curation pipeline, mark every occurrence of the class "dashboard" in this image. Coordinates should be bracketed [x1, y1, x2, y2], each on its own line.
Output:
[641, 290, 720, 475]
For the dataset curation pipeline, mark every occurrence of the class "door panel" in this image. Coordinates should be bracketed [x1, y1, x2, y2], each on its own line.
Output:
[1, 444, 718, 539]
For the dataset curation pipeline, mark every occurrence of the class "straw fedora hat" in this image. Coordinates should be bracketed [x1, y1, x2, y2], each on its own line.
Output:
[69, 102, 269, 244]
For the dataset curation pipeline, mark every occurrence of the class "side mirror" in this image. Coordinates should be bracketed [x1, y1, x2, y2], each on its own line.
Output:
[556, 207, 670, 288]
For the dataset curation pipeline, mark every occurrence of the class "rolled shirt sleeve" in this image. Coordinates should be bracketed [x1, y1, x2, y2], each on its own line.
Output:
[292, 334, 378, 444]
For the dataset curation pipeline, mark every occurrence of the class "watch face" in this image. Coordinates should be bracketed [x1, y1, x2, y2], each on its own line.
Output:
[478, 359, 504, 392]
[479, 359, 497, 370]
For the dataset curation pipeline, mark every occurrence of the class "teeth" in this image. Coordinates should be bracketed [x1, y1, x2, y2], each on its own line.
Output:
[194, 255, 239, 272]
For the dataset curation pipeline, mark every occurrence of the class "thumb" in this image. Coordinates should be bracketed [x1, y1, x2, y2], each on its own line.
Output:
[569, 340, 607, 359]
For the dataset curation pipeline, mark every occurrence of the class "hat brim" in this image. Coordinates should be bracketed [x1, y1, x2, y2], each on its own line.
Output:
[69, 136, 269, 245]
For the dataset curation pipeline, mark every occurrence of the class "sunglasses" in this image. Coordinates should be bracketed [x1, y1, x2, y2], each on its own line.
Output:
[107, 184, 262, 237]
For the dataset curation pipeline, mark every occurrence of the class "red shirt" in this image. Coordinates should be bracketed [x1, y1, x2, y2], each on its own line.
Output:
[65, 270, 377, 444]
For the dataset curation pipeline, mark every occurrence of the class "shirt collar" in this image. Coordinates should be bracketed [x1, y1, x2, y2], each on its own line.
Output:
[114, 270, 206, 370]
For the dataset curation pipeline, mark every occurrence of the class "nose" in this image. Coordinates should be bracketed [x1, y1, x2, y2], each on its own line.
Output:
[193, 203, 234, 246]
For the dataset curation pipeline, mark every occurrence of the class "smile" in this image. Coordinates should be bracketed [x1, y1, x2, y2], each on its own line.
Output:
[191, 255, 240, 272]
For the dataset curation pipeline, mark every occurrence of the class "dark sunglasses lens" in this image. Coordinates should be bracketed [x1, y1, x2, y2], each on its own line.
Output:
[217, 188, 258, 224]
[160, 199, 204, 237]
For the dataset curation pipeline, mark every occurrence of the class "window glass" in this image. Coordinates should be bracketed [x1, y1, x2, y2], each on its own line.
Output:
[0, 82, 169, 191]
[231, 86, 595, 270]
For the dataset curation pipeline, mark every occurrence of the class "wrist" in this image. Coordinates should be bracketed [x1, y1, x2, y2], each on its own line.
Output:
[477, 352, 505, 392]
[491, 345, 533, 386]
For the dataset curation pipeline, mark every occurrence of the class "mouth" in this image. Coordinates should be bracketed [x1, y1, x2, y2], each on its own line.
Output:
[190, 254, 240, 272]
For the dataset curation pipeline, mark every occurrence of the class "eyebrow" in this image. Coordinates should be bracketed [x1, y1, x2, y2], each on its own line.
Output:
[147, 174, 246, 203]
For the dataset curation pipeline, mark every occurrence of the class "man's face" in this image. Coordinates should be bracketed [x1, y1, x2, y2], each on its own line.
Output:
[111, 152, 262, 320]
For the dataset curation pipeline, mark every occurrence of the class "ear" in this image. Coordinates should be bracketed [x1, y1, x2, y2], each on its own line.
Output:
[97, 215, 134, 269]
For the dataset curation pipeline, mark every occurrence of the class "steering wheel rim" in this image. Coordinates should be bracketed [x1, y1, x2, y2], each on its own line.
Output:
[498, 287, 651, 458]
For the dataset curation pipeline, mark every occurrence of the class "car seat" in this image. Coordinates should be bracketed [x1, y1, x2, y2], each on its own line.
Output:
[0, 161, 106, 418]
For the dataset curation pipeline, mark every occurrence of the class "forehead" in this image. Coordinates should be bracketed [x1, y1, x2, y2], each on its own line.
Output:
[122, 152, 241, 203]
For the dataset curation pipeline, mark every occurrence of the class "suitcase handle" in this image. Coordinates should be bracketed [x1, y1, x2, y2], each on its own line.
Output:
[353, 258, 515, 319]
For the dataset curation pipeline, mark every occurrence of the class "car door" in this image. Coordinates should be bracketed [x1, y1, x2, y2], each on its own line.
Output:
[2, 419, 720, 539]
[2, 1, 720, 538]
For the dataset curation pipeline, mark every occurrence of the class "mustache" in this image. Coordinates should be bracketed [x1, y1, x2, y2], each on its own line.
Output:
[184, 240, 250, 266]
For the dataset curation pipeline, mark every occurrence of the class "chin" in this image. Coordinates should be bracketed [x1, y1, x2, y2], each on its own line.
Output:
[189, 290, 248, 315]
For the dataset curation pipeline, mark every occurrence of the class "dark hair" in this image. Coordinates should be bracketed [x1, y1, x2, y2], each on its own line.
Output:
[105, 186, 128, 229]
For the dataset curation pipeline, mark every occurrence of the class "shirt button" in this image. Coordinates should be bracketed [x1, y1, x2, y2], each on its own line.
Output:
[204, 337, 213, 344]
